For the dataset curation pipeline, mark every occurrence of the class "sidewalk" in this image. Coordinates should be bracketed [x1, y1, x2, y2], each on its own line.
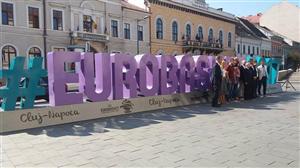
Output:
[1, 91, 299, 167]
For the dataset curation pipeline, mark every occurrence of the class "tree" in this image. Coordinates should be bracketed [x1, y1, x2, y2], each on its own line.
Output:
[287, 49, 300, 70]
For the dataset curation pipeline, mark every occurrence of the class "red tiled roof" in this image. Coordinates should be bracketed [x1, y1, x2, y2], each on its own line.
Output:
[242, 13, 262, 24]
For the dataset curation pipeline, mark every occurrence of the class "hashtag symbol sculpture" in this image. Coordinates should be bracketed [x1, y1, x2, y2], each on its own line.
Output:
[0, 57, 47, 111]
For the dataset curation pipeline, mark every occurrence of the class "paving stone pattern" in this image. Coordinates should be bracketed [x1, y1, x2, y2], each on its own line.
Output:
[0, 91, 299, 167]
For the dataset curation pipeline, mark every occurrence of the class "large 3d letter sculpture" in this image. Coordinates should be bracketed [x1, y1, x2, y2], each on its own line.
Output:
[194, 55, 211, 91]
[157, 55, 178, 95]
[0, 52, 282, 110]
[0, 57, 47, 111]
[112, 53, 138, 99]
[176, 55, 195, 93]
[135, 54, 159, 96]
[47, 52, 83, 106]
[80, 53, 112, 101]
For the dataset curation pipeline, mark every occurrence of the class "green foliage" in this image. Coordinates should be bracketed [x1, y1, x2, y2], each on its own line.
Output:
[287, 49, 300, 70]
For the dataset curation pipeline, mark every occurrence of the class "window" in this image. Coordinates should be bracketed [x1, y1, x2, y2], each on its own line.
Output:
[124, 23, 130, 39]
[186, 24, 191, 39]
[83, 15, 93, 32]
[172, 21, 178, 41]
[28, 47, 41, 57]
[1, 45, 16, 69]
[243, 45, 245, 54]
[228, 32, 232, 48]
[248, 46, 251, 54]
[257, 47, 259, 55]
[53, 47, 66, 52]
[252, 46, 255, 54]
[138, 25, 143, 41]
[156, 18, 163, 39]
[1, 2, 14, 26]
[111, 20, 118, 37]
[53, 10, 63, 31]
[219, 30, 223, 46]
[28, 7, 39, 28]
[197, 26, 203, 40]
[208, 28, 213, 43]
[237, 44, 240, 54]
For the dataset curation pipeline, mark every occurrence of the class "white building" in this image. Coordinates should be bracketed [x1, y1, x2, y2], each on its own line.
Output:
[235, 18, 271, 57]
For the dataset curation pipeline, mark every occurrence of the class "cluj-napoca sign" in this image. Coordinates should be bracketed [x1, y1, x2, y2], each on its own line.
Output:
[0, 52, 280, 111]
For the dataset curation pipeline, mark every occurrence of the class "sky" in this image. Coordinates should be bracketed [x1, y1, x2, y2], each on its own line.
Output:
[128, 0, 299, 16]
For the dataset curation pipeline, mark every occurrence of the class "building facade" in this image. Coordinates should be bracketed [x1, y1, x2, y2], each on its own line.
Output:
[0, 0, 150, 69]
[256, 26, 284, 58]
[146, 0, 236, 56]
[235, 18, 262, 57]
[238, 18, 272, 57]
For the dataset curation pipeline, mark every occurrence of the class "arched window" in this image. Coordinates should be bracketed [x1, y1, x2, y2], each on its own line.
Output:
[186, 24, 191, 39]
[156, 18, 163, 39]
[1, 45, 17, 69]
[172, 21, 178, 41]
[208, 28, 213, 43]
[28, 47, 41, 57]
[228, 32, 232, 48]
[219, 30, 223, 46]
[197, 26, 203, 40]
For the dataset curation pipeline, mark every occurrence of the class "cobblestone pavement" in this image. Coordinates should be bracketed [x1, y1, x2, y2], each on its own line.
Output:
[1, 91, 299, 168]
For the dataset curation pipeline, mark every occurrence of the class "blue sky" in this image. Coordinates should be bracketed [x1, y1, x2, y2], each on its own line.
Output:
[206, 0, 299, 16]
[129, 0, 299, 16]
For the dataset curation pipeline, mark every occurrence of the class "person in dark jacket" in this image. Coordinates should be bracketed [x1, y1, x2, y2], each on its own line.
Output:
[211, 56, 223, 107]
[239, 60, 246, 99]
[249, 58, 258, 99]
[244, 63, 253, 100]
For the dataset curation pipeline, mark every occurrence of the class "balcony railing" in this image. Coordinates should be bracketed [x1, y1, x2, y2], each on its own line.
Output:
[71, 31, 109, 42]
[182, 40, 224, 55]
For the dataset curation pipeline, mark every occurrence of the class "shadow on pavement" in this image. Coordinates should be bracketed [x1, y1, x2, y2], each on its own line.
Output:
[2, 91, 299, 137]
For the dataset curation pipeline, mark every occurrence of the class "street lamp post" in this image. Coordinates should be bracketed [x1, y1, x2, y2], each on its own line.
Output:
[137, 16, 149, 55]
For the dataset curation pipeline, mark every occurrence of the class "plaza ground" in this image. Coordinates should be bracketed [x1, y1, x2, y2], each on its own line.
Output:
[0, 82, 299, 167]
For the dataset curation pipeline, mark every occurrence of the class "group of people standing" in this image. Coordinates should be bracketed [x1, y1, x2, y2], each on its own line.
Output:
[212, 56, 269, 107]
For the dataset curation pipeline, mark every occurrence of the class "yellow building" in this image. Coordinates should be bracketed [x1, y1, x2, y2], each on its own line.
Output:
[146, 0, 237, 56]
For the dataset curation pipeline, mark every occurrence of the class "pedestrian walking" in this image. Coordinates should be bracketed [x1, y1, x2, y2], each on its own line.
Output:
[211, 56, 223, 107]
[257, 59, 268, 97]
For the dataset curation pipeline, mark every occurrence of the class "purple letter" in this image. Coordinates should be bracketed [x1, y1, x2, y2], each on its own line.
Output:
[135, 54, 159, 96]
[176, 54, 195, 93]
[194, 55, 210, 91]
[157, 55, 179, 95]
[47, 52, 83, 106]
[80, 53, 112, 102]
[112, 53, 137, 99]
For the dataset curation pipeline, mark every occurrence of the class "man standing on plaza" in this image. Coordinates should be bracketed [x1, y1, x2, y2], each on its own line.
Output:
[211, 56, 223, 107]
[257, 59, 268, 97]
[249, 58, 258, 99]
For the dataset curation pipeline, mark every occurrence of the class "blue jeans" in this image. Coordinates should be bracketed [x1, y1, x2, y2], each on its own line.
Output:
[229, 83, 238, 100]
